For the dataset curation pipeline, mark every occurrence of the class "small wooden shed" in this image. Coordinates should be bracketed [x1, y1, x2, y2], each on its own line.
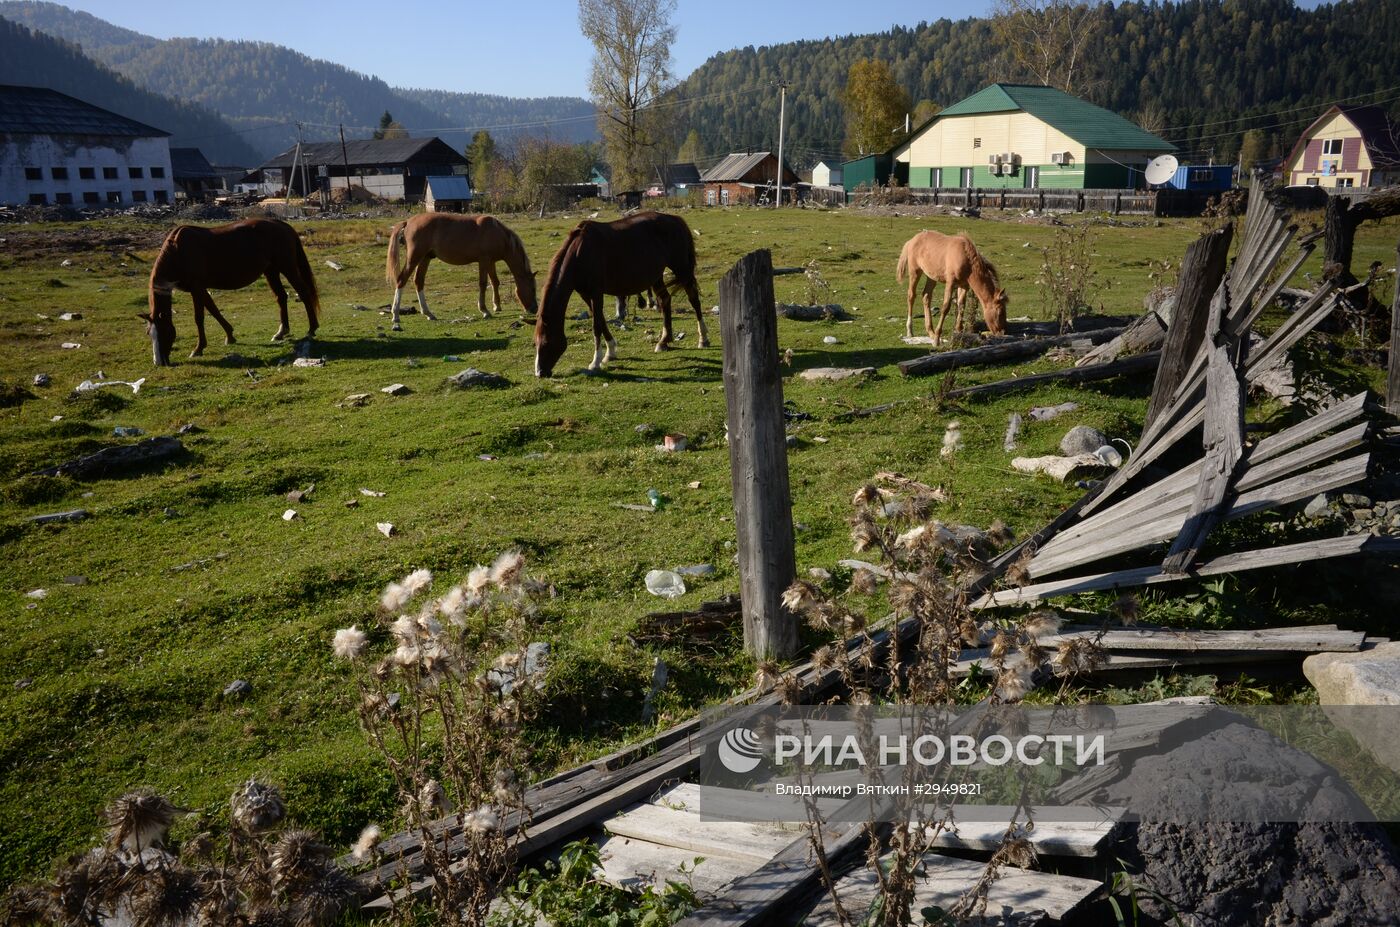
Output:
[424, 175, 473, 212]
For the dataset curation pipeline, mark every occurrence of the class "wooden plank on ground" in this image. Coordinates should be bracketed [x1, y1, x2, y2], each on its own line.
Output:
[944, 351, 1160, 400]
[605, 802, 800, 865]
[898, 328, 1125, 377]
[597, 834, 756, 899]
[926, 806, 1125, 858]
[977, 534, 1400, 607]
[1389, 241, 1400, 416]
[799, 854, 1103, 926]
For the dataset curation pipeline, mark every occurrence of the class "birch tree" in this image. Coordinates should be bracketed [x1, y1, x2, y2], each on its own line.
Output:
[579, 0, 676, 192]
[990, 0, 1103, 95]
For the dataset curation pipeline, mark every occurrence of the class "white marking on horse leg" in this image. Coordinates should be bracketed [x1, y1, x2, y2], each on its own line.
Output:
[603, 335, 618, 363]
[588, 335, 604, 371]
[416, 289, 436, 321]
[391, 286, 403, 330]
[697, 316, 711, 347]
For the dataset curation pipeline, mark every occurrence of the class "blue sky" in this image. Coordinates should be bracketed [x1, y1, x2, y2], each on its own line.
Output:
[55, 0, 1002, 98]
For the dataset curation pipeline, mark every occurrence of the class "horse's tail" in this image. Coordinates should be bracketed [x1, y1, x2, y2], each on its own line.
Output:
[292, 231, 320, 323]
[385, 220, 407, 286]
[896, 241, 910, 283]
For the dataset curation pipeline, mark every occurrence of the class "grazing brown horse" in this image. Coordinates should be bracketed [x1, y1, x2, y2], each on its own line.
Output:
[896, 230, 1009, 346]
[385, 214, 537, 330]
[534, 211, 708, 377]
[144, 218, 319, 366]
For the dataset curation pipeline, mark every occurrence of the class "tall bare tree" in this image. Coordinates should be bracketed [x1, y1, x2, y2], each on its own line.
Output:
[990, 0, 1103, 95]
[579, 0, 676, 193]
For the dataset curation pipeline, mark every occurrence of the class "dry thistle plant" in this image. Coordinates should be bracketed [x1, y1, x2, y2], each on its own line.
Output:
[773, 481, 1106, 926]
[2, 781, 358, 927]
[334, 552, 549, 927]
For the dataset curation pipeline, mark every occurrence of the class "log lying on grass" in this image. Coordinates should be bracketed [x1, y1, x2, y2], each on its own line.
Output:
[944, 350, 1160, 399]
[633, 596, 741, 642]
[898, 326, 1125, 377]
[1075, 310, 1167, 367]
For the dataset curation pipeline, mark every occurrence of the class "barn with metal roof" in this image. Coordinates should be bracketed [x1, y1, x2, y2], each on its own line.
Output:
[244, 137, 470, 202]
[0, 84, 175, 207]
[890, 83, 1174, 191]
[699, 152, 798, 205]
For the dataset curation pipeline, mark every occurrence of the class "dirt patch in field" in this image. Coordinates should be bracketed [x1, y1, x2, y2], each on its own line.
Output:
[0, 225, 167, 260]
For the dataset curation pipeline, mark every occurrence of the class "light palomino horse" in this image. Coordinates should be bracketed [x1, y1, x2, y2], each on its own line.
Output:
[385, 214, 537, 329]
[534, 211, 708, 377]
[144, 218, 319, 366]
[895, 230, 1009, 346]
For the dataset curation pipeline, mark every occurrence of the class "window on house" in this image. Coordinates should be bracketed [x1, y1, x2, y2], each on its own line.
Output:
[1306, 177, 1320, 186]
[960, 167, 974, 188]
[129, 167, 144, 179]
[151, 166, 166, 178]
[83, 192, 99, 204]
[107, 191, 123, 204]
[55, 192, 73, 204]
[1322, 139, 1343, 156]
[103, 167, 119, 180]
[51, 167, 68, 180]
[1337, 177, 1355, 188]
[28, 193, 47, 205]
[132, 189, 147, 202]
[25, 167, 43, 181]
[153, 189, 168, 203]
[79, 167, 95, 180]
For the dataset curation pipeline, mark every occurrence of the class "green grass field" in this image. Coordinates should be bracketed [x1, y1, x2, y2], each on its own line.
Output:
[1, 203, 1395, 885]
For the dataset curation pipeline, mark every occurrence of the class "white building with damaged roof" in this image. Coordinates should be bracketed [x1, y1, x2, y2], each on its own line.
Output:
[0, 84, 175, 207]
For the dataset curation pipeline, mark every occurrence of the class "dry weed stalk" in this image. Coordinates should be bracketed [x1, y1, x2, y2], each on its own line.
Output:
[772, 481, 1106, 925]
[337, 553, 550, 927]
[2, 781, 357, 927]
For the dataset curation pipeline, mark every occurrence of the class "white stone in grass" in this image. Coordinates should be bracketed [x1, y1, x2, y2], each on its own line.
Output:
[381, 383, 411, 395]
[376, 522, 395, 538]
[282, 509, 298, 521]
[360, 488, 386, 497]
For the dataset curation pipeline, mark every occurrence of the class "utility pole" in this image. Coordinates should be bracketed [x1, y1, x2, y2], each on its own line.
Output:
[339, 124, 351, 206]
[775, 81, 787, 209]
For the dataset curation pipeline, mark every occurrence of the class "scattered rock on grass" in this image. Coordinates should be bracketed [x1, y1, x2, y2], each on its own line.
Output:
[446, 368, 510, 389]
[1029, 401, 1079, 421]
[1060, 425, 1110, 456]
[26, 509, 89, 524]
[1012, 454, 1105, 483]
[381, 383, 411, 396]
[223, 679, 252, 699]
[376, 522, 395, 537]
[799, 366, 874, 382]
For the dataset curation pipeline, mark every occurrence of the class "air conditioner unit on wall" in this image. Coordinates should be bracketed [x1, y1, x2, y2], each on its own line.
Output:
[1011, 153, 1022, 166]
[989, 154, 1000, 165]
[1062, 151, 1073, 164]
[991, 163, 1004, 176]
[1051, 152, 1064, 165]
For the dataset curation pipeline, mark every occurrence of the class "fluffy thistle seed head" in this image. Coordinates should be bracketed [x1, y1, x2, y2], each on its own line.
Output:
[417, 779, 453, 816]
[850, 516, 879, 553]
[489, 550, 525, 589]
[350, 825, 381, 864]
[1113, 593, 1141, 625]
[331, 626, 367, 661]
[852, 484, 883, 509]
[104, 790, 179, 852]
[1022, 609, 1064, 639]
[994, 663, 1035, 703]
[231, 779, 285, 832]
[781, 580, 820, 614]
[463, 809, 499, 835]
[289, 868, 358, 927]
[380, 569, 432, 612]
[466, 565, 491, 595]
[851, 568, 881, 596]
[126, 863, 203, 927]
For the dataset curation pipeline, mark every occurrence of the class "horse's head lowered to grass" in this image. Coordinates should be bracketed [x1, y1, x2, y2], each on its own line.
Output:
[144, 279, 177, 367]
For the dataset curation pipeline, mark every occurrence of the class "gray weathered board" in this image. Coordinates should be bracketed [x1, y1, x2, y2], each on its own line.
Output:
[799, 854, 1104, 926]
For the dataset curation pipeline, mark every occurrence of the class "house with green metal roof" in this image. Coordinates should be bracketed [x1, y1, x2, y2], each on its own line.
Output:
[890, 83, 1174, 191]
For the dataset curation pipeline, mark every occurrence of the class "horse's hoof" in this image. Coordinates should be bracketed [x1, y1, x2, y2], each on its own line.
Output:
[225, 336, 236, 345]
[271, 332, 287, 342]
[189, 349, 203, 358]
[391, 323, 403, 332]
[654, 342, 670, 353]
[698, 338, 711, 348]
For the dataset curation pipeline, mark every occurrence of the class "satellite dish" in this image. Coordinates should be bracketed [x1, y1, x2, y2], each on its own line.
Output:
[1145, 154, 1179, 186]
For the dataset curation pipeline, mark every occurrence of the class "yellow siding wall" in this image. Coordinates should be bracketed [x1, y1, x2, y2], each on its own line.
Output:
[896, 113, 1086, 167]
[1287, 111, 1372, 188]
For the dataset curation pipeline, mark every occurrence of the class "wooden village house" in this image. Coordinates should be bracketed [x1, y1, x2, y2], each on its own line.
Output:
[169, 147, 225, 200]
[699, 152, 799, 205]
[0, 84, 175, 207]
[887, 83, 1174, 190]
[423, 175, 473, 212]
[241, 137, 469, 202]
[1284, 104, 1400, 189]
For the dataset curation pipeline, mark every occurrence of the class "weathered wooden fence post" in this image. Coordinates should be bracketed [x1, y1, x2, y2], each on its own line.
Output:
[1144, 224, 1233, 426]
[721, 249, 798, 660]
[1389, 240, 1400, 416]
